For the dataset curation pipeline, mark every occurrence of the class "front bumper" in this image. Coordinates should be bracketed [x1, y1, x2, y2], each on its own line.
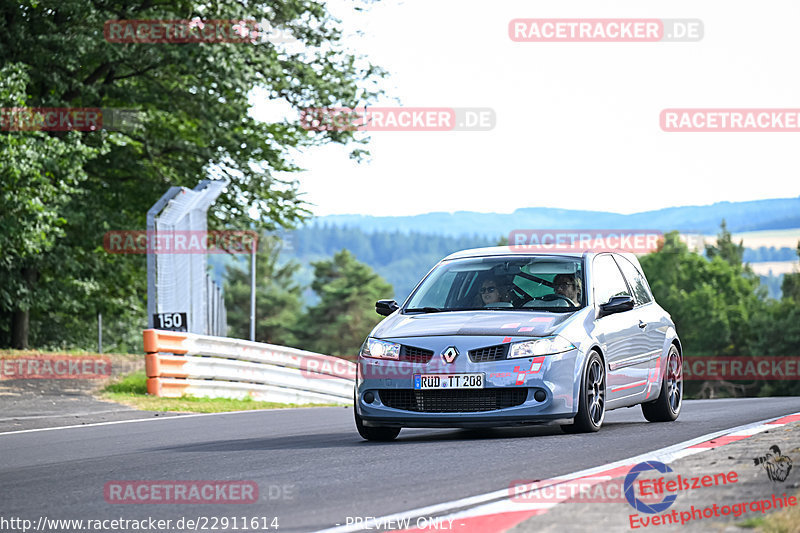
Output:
[355, 335, 581, 428]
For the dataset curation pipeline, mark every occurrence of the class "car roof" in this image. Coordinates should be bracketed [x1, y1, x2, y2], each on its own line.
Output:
[442, 246, 588, 261]
[442, 246, 646, 270]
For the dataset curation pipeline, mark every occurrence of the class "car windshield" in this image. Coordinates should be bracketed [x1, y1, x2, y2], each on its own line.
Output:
[405, 256, 585, 313]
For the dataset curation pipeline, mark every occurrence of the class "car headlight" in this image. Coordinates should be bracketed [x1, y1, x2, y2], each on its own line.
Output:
[508, 336, 575, 358]
[360, 338, 401, 360]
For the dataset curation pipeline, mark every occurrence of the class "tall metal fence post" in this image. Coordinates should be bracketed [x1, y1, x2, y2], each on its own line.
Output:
[250, 241, 256, 341]
[147, 180, 228, 335]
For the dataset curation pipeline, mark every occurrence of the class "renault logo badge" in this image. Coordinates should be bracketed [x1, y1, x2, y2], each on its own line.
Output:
[442, 346, 459, 364]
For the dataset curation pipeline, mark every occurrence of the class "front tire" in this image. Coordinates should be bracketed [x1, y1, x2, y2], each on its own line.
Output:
[561, 351, 605, 433]
[642, 345, 682, 422]
[354, 395, 401, 441]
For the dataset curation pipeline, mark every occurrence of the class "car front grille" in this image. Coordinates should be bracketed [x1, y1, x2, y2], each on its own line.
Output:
[379, 388, 528, 412]
[468, 344, 509, 362]
[399, 345, 434, 364]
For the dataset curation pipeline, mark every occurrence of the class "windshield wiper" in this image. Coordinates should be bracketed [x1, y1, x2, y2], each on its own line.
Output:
[483, 306, 579, 312]
[484, 307, 557, 312]
[404, 307, 445, 313]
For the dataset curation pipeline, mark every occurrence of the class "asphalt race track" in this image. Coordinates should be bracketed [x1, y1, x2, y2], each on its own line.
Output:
[2, 398, 799, 532]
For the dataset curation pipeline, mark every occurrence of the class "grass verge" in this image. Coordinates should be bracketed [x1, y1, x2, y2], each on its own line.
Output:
[736, 491, 800, 532]
[100, 371, 340, 413]
[0, 349, 138, 359]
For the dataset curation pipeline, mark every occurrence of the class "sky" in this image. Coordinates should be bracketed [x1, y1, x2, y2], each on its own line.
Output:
[252, 0, 800, 218]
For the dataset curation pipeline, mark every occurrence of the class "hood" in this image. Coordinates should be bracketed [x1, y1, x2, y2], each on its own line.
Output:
[371, 310, 574, 339]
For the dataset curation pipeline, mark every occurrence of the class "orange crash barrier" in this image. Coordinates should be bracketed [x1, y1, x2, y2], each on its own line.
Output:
[143, 329, 189, 355]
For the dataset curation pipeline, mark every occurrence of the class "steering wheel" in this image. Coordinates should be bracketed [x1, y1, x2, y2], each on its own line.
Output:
[539, 293, 574, 305]
[522, 293, 572, 309]
[508, 288, 528, 308]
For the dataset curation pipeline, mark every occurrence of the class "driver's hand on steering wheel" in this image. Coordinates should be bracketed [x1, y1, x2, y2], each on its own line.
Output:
[543, 292, 577, 306]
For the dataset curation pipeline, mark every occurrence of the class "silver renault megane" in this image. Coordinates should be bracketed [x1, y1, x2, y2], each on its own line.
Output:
[354, 247, 682, 441]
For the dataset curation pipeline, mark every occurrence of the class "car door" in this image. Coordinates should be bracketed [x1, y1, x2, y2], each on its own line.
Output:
[613, 254, 667, 400]
[592, 254, 646, 404]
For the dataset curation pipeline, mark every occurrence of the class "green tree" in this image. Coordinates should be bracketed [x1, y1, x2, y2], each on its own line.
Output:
[0, 64, 101, 348]
[224, 235, 303, 347]
[640, 230, 762, 356]
[780, 241, 800, 302]
[705, 219, 745, 268]
[641, 228, 800, 398]
[0, 0, 385, 349]
[299, 250, 392, 357]
[747, 277, 800, 397]
[753, 240, 800, 396]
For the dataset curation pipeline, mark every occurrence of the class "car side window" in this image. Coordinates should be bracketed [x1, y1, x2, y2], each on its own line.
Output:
[614, 255, 653, 305]
[593, 255, 631, 306]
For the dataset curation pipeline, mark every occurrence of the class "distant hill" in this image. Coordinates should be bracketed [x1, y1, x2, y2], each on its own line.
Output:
[312, 197, 800, 237]
[282, 225, 798, 303]
[211, 197, 800, 305]
[285, 226, 496, 303]
[286, 198, 800, 301]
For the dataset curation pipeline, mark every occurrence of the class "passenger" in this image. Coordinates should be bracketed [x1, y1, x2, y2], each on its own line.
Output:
[553, 273, 582, 306]
[479, 277, 510, 306]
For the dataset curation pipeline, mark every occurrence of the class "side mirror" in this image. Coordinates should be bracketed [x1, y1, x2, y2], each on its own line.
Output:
[375, 299, 399, 317]
[598, 295, 635, 318]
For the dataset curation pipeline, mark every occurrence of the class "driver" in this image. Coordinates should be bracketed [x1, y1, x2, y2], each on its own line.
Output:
[553, 273, 582, 306]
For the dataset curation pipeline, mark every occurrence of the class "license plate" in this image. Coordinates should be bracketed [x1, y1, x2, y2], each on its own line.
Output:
[414, 373, 484, 390]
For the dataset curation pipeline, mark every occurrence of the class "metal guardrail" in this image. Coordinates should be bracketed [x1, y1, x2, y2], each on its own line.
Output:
[143, 329, 355, 405]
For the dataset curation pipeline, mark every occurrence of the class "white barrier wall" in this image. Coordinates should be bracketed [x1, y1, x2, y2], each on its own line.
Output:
[143, 329, 355, 405]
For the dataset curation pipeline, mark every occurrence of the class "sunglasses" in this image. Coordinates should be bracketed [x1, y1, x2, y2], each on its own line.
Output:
[479, 286, 498, 294]
[555, 282, 575, 288]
